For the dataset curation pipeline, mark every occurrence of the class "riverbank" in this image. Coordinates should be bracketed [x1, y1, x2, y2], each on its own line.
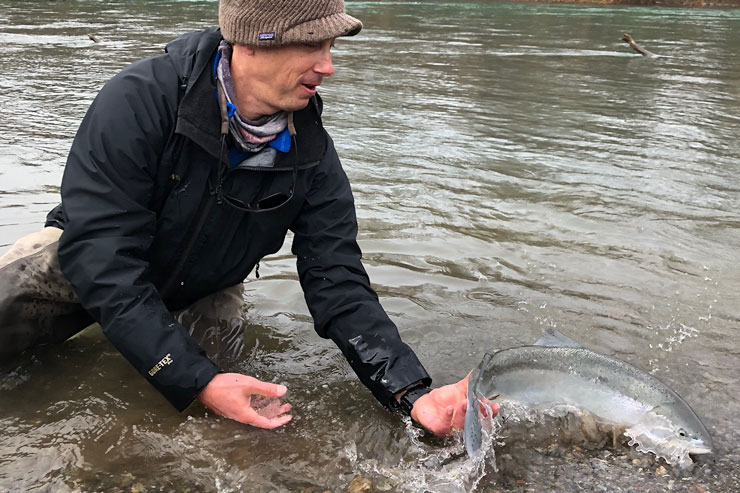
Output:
[511, 0, 740, 7]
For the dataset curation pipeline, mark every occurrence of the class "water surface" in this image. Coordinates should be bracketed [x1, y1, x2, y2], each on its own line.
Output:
[1, 1, 739, 491]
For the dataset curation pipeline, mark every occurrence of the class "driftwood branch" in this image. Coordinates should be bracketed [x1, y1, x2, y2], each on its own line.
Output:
[621, 33, 654, 57]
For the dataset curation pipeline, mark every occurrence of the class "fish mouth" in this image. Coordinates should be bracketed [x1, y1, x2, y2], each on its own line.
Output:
[687, 436, 713, 455]
[688, 444, 713, 455]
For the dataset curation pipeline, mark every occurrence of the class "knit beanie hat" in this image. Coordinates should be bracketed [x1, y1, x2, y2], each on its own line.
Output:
[219, 0, 362, 47]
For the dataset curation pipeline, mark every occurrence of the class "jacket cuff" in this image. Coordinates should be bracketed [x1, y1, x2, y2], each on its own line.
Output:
[144, 350, 222, 412]
[382, 371, 432, 408]
[344, 334, 432, 407]
[45, 203, 66, 229]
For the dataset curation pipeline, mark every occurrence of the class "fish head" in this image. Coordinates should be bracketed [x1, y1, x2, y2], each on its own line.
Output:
[676, 426, 712, 455]
[625, 410, 712, 468]
[645, 405, 713, 456]
[657, 404, 713, 456]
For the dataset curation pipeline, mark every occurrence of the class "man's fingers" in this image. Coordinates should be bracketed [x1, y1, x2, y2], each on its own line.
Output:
[451, 399, 467, 430]
[246, 378, 288, 398]
[490, 402, 500, 417]
[478, 399, 489, 418]
[254, 400, 293, 419]
[198, 374, 295, 428]
[243, 408, 293, 429]
[477, 398, 500, 419]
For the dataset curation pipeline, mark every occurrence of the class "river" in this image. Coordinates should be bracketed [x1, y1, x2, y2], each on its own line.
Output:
[1, 1, 739, 492]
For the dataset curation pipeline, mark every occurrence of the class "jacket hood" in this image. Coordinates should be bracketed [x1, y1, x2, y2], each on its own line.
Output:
[165, 27, 223, 94]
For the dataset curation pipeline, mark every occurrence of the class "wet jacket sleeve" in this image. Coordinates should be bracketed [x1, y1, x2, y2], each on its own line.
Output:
[56, 57, 220, 411]
[291, 136, 431, 407]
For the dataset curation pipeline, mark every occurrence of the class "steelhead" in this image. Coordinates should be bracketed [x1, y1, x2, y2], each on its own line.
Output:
[464, 330, 712, 468]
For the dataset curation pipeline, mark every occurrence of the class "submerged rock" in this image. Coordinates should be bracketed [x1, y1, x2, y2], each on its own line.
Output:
[347, 476, 373, 493]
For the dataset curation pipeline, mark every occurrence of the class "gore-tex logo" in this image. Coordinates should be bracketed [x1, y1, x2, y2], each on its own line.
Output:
[148, 353, 173, 376]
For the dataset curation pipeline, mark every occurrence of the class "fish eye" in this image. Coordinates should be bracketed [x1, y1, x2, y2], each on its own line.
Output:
[677, 428, 687, 437]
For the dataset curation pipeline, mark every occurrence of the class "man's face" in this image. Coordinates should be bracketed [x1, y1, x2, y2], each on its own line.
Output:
[231, 39, 335, 120]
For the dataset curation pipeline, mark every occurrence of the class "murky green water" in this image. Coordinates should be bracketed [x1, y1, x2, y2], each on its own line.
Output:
[1, 1, 739, 492]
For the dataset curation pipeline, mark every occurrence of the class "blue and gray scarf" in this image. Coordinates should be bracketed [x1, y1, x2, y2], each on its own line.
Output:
[215, 41, 288, 153]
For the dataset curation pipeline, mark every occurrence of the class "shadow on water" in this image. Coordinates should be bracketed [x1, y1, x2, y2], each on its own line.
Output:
[1, 1, 739, 491]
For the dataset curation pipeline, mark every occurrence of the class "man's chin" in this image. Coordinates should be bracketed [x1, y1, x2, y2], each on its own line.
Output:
[282, 99, 312, 113]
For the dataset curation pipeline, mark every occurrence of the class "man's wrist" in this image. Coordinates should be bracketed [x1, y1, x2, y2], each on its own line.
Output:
[391, 382, 432, 416]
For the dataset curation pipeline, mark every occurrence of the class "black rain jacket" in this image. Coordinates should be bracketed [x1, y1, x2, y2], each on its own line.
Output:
[45, 28, 430, 411]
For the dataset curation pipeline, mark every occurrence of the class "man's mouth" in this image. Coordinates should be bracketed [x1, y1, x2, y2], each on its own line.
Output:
[302, 83, 318, 91]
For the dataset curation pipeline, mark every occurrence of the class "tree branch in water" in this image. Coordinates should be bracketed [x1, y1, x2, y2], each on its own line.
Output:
[621, 33, 654, 57]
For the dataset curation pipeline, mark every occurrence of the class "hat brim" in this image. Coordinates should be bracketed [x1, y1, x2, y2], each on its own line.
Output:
[282, 12, 362, 45]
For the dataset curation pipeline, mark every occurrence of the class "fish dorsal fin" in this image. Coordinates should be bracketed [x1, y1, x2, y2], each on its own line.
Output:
[534, 328, 584, 348]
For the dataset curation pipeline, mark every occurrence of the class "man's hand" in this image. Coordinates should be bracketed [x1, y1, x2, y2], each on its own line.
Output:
[197, 373, 292, 428]
[409, 373, 499, 436]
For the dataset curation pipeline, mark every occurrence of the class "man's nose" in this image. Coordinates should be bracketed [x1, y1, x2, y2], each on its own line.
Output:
[315, 49, 334, 77]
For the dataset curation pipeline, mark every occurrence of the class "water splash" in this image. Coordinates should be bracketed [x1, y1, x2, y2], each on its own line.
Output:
[347, 412, 501, 493]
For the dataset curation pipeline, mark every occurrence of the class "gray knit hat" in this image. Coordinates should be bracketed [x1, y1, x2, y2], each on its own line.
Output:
[219, 0, 362, 47]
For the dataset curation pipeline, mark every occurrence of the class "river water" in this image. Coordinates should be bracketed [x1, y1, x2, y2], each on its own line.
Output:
[1, 1, 739, 492]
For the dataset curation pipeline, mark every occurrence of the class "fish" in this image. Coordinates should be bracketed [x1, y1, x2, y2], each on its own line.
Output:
[464, 329, 712, 469]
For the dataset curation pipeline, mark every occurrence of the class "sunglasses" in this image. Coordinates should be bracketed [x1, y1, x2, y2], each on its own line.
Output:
[214, 133, 298, 213]
[213, 83, 298, 213]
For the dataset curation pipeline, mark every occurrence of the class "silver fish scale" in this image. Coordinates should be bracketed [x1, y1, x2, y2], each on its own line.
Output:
[476, 346, 675, 405]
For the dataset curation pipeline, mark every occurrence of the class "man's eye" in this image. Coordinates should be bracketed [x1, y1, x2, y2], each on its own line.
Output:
[302, 42, 334, 51]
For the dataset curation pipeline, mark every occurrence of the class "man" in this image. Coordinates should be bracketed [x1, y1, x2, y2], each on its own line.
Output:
[0, 0, 494, 435]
